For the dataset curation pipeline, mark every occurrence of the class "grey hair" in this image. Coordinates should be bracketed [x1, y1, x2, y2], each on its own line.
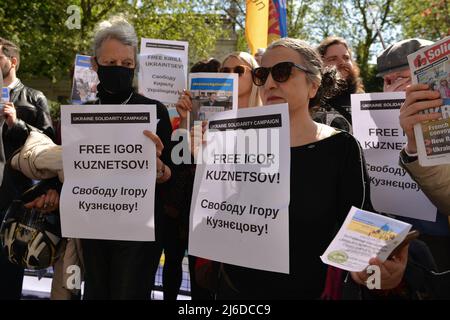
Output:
[92, 15, 138, 60]
[267, 38, 348, 108]
[267, 38, 322, 87]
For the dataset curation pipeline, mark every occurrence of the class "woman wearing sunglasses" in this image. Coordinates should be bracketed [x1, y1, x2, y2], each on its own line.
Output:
[219, 51, 262, 108]
[216, 38, 409, 299]
[176, 52, 262, 128]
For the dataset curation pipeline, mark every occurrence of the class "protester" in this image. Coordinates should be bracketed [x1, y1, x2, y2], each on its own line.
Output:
[202, 38, 408, 299]
[0, 37, 55, 300]
[377, 38, 433, 92]
[220, 52, 263, 109]
[398, 83, 450, 296]
[80, 15, 173, 300]
[314, 36, 364, 130]
[375, 38, 450, 271]
[169, 53, 262, 299]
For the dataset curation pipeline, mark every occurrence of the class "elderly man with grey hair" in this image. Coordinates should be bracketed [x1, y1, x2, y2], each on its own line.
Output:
[377, 39, 450, 216]
[377, 39, 449, 217]
[376, 38, 450, 272]
[377, 38, 432, 92]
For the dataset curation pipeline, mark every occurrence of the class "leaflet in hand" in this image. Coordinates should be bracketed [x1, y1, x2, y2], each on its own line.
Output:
[1, 87, 8, 103]
[71, 54, 99, 105]
[320, 207, 411, 272]
[188, 73, 238, 129]
[0, 87, 9, 112]
[407, 36, 450, 166]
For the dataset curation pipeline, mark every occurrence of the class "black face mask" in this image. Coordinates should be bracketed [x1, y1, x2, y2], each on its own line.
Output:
[96, 59, 135, 94]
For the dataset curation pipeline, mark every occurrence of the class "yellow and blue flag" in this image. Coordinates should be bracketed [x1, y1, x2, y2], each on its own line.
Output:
[268, 0, 288, 45]
[246, 0, 288, 55]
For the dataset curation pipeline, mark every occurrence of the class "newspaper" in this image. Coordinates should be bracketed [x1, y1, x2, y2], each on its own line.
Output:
[407, 36, 450, 166]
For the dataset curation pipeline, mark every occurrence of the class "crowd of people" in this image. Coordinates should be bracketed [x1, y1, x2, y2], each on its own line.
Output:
[0, 15, 449, 300]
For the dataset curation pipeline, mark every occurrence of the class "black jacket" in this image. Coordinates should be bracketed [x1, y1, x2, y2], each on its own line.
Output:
[0, 80, 54, 213]
[2, 80, 55, 159]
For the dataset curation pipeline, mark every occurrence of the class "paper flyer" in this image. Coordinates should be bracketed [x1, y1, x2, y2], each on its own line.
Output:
[321, 207, 412, 272]
[139, 38, 188, 130]
[188, 72, 239, 129]
[71, 54, 99, 104]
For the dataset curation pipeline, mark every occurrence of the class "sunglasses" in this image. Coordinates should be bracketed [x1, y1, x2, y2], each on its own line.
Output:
[252, 61, 312, 86]
[219, 65, 249, 76]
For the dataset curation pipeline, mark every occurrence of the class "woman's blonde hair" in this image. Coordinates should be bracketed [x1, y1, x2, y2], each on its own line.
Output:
[222, 52, 263, 107]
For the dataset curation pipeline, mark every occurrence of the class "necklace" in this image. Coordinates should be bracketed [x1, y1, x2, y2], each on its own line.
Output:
[99, 92, 134, 105]
[121, 92, 134, 105]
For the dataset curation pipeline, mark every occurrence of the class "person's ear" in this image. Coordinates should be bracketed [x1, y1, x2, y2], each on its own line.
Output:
[10, 57, 18, 69]
[308, 81, 319, 99]
[91, 56, 98, 72]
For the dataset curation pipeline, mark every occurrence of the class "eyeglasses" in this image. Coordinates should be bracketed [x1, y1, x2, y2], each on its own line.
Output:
[252, 61, 312, 86]
[219, 65, 249, 76]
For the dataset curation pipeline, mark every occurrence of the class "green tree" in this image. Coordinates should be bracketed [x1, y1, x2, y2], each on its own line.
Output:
[130, 0, 227, 64]
[0, 0, 227, 81]
[219, 0, 392, 91]
[286, 0, 314, 40]
[305, 0, 395, 90]
[303, 0, 347, 43]
[393, 0, 450, 41]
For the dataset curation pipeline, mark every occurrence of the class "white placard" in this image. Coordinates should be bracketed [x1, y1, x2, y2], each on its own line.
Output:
[139, 38, 188, 104]
[189, 104, 291, 274]
[352, 92, 437, 221]
[60, 104, 157, 241]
